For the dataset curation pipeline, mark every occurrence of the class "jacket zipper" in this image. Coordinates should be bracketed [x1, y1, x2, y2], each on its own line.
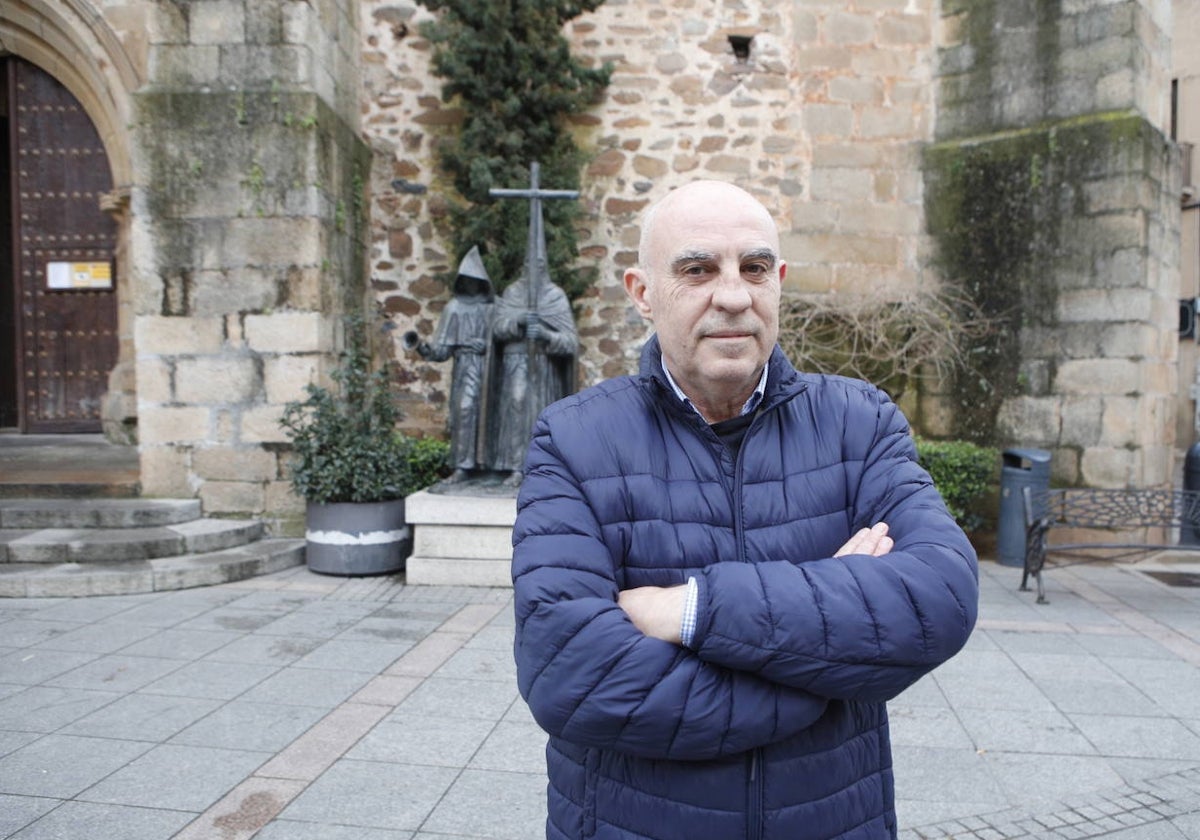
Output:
[747, 748, 764, 840]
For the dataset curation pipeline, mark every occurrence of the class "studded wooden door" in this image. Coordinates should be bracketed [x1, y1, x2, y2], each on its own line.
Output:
[8, 57, 118, 433]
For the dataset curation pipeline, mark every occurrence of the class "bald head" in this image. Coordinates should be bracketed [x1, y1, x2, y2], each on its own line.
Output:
[637, 181, 780, 272]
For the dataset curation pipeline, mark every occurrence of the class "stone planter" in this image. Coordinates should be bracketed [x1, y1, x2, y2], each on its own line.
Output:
[304, 499, 409, 576]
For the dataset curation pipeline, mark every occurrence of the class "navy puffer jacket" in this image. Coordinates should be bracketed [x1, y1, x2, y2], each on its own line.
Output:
[513, 338, 978, 840]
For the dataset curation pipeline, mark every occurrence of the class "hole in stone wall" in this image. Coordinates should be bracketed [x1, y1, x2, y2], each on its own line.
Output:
[728, 35, 753, 62]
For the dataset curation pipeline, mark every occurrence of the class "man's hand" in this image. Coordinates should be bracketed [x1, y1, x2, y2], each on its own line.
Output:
[834, 522, 894, 557]
[618, 585, 687, 644]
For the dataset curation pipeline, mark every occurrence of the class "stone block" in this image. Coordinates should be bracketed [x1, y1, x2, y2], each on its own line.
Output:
[137, 357, 174, 404]
[189, 0, 245, 45]
[1055, 359, 1141, 396]
[1098, 396, 1142, 447]
[860, 106, 921, 139]
[788, 202, 839, 234]
[244, 312, 329, 354]
[140, 446, 194, 498]
[136, 316, 224, 356]
[1080, 446, 1136, 488]
[1057, 289, 1152, 323]
[837, 202, 921, 235]
[1059, 397, 1103, 447]
[200, 481, 266, 515]
[175, 356, 260, 404]
[405, 556, 512, 587]
[995, 396, 1060, 447]
[879, 14, 931, 44]
[780, 262, 832, 294]
[812, 143, 884, 168]
[413, 524, 514, 560]
[787, 233, 899, 266]
[825, 12, 875, 44]
[828, 77, 882, 104]
[801, 104, 854, 137]
[139, 406, 212, 445]
[191, 267, 279, 316]
[240, 405, 290, 444]
[810, 168, 873, 202]
[265, 481, 306, 519]
[405, 490, 516, 527]
[264, 355, 321, 403]
[225, 218, 323, 268]
[193, 446, 278, 482]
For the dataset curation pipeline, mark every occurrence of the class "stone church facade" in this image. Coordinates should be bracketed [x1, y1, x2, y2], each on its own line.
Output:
[0, 0, 1190, 530]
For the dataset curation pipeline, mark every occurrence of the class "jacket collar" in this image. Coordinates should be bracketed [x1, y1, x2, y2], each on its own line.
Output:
[638, 335, 805, 413]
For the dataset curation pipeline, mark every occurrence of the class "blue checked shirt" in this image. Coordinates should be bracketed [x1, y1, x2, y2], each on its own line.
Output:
[661, 360, 768, 647]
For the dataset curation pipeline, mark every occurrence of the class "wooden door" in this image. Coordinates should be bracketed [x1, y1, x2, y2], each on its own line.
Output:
[6, 57, 118, 433]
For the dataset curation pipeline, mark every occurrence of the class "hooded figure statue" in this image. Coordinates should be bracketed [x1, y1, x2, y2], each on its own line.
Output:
[411, 246, 494, 482]
[489, 211, 578, 487]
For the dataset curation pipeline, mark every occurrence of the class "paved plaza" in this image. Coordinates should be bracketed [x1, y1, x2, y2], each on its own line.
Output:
[0, 556, 1197, 839]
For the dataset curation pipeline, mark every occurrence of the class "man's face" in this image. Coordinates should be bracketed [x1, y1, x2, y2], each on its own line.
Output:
[624, 183, 785, 414]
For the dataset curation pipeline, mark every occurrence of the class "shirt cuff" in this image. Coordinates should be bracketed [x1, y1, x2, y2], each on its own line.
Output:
[680, 576, 699, 648]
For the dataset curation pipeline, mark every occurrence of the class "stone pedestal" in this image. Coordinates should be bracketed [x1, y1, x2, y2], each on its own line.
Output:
[404, 489, 516, 587]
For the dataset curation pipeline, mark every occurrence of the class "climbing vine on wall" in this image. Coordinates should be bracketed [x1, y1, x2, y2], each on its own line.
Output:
[416, 0, 611, 299]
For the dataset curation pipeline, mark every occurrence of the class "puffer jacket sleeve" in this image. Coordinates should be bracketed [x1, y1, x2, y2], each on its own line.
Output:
[513, 416, 830, 761]
[690, 384, 979, 703]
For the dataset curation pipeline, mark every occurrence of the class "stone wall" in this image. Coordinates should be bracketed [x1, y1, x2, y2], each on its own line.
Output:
[926, 0, 1180, 487]
[128, 0, 370, 531]
[361, 0, 940, 433]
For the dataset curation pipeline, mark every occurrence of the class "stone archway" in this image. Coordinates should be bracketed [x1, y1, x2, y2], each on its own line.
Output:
[0, 0, 142, 440]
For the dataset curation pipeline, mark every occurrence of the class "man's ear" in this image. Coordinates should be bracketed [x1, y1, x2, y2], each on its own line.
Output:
[624, 268, 654, 321]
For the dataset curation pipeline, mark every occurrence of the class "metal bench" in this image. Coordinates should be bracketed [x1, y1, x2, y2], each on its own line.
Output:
[1020, 487, 1200, 603]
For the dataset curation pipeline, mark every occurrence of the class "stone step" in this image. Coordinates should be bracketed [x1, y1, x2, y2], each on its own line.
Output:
[0, 539, 306, 598]
[1, 518, 265, 564]
[0, 498, 202, 529]
[0, 481, 140, 500]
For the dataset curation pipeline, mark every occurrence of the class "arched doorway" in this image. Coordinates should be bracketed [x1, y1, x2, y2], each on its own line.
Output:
[1, 56, 119, 433]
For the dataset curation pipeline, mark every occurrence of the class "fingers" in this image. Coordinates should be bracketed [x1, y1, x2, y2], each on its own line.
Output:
[834, 522, 892, 557]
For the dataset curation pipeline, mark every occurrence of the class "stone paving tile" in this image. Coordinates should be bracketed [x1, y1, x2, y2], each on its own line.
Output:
[117, 627, 242, 660]
[0, 734, 151, 797]
[959, 707, 1097, 755]
[5, 800, 194, 840]
[0, 686, 121, 732]
[468, 721, 549, 774]
[0, 794, 56, 837]
[0, 648, 99, 685]
[888, 704, 977, 749]
[167, 699, 328, 752]
[43, 653, 185, 692]
[391, 675, 520, 721]
[77, 743, 270, 812]
[29, 620, 159, 654]
[346, 714, 495, 768]
[201, 633, 324, 666]
[292, 638, 416, 673]
[256, 821, 413, 840]
[420, 769, 547, 839]
[238, 665, 374, 708]
[1069, 714, 1200, 761]
[61, 693, 220, 742]
[276, 760, 459, 831]
[139, 659, 278, 701]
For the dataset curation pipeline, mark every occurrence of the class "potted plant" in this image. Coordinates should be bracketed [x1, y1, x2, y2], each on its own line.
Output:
[280, 317, 429, 576]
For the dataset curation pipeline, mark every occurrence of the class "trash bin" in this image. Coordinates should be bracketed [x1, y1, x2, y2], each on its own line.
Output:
[997, 448, 1051, 567]
[1183, 442, 1200, 545]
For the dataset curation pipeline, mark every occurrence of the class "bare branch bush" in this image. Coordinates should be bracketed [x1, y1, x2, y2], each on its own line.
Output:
[777, 286, 997, 399]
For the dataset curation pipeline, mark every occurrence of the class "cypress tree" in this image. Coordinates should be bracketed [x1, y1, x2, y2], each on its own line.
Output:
[416, 0, 611, 299]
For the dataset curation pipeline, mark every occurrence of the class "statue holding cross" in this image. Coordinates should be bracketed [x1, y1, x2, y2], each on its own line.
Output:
[486, 162, 580, 488]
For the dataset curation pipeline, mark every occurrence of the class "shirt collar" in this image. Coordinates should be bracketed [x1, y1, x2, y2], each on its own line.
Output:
[660, 359, 769, 420]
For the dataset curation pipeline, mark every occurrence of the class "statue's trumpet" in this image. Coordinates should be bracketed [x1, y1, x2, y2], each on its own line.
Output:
[401, 330, 421, 351]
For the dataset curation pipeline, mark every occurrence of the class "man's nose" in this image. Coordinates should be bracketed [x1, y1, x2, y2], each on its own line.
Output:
[710, 269, 753, 311]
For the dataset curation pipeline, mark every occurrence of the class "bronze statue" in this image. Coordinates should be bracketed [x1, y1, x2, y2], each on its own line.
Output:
[405, 246, 494, 482]
[488, 164, 579, 487]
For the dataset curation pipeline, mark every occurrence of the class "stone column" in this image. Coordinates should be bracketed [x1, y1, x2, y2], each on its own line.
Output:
[131, 0, 370, 531]
[925, 0, 1180, 488]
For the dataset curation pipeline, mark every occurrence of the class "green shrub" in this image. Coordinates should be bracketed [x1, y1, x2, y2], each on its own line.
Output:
[402, 436, 452, 490]
[280, 318, 416, 504]
[914, 437, 998, 531]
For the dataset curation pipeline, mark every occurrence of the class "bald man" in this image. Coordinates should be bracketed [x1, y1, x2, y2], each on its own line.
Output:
[512, 181, 978, 840]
